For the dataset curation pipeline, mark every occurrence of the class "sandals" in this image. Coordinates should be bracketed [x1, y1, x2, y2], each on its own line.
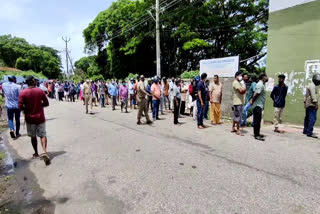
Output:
[40, 153, 51, 166]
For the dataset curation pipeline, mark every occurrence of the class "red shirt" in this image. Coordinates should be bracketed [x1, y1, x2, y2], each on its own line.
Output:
[18, 87, 49, 124]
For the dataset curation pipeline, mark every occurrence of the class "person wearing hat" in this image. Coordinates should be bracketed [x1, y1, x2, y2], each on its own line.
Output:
[18, 76, 51, 165]
[232, 71, 246, 136]
[136, 75, 152, 125]
[119, 80, 129, 113]
[2, 75, 21, 139]
[303, 74, 320, 138]
[270, 74, 288, 133]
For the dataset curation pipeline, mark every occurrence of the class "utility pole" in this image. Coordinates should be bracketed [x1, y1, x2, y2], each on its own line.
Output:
[156, 0, 161, 78]
[62, 37, 71, 77]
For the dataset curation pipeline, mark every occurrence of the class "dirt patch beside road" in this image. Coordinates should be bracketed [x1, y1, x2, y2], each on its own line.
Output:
[0, 120, 55, 214]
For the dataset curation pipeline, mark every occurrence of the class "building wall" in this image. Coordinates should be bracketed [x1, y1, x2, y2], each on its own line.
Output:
[265, 0, 320, 125]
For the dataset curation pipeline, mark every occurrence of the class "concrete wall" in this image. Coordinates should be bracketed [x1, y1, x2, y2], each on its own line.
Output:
[265, 0, 320, 125]
[220, 78, 234, 118]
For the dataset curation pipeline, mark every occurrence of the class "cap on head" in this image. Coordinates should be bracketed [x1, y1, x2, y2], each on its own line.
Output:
[195, 76, 200, 82]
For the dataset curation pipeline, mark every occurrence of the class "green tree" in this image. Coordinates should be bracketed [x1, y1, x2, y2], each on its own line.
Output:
[83, 0, 268, 78]
[0, 35, 62, 79]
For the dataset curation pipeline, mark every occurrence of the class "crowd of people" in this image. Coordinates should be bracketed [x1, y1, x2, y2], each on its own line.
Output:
[1, 71, 319, 166]
[37, 71, 319, 141]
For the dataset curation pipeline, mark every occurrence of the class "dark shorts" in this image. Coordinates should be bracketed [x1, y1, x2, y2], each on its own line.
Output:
[233, 105, 244, 123]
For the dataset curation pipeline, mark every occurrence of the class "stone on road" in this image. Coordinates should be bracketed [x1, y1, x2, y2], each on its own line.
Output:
[7, 100, 320, 214]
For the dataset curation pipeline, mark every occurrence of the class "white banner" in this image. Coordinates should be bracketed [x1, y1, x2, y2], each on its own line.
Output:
[200, 56, 239, 78]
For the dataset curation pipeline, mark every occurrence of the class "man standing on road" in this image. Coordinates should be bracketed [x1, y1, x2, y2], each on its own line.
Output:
[18, 76, 50, 165]
[209, 75, 223, 125]
[169, 77, 175, 112]
[151, 76, 161, 121]
[197, 73, 208, 129]
[232, 71, 246, 136]
[250, 73, 268, 141]
[109, 81, 118, 111]
[180, 80, 188, 116]
[83, 79, 93, 114]
[137, 75, 152, 125]
[163, 78, 170, 110]
[173, 79, 181, 125]
[2, 76, 21, 139]
[129, 79, 136, 110]
[119, 80, 129, 113]
[270, 74, 288, 133]
[242, 76, 257, 127]
[303, 74, 320, 138]
[98, 80, 106, 108]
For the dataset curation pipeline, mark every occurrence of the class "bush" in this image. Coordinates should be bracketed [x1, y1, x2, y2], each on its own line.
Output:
[90, 74, 104, 82]
[0, 70, 47, 81]
[126, 73, 139, 81]
[180, 70, 200, 79]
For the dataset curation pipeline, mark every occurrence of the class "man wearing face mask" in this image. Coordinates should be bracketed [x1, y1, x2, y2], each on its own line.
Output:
[151, 76, 161, 121]
[137, 75, 152, 125]
[109, 80, 118, 111]
[250, 73, 268, 141]
[303, 74, 320, 138]
[83, 79, 93, 114]
[232, 71, 246, 135]
[119, 80, 129, 113]
[270, 74, 288, 133]
[197, 73, 208, 129]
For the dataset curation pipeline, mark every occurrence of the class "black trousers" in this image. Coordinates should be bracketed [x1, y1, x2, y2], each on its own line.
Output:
[174, 98, 180, 124]
[147, 96, 153, 111]
[180, 101, 186, 115]
[253, 106, 262, 137]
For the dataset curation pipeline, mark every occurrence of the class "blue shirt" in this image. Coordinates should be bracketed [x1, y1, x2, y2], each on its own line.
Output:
[197, 81, 206, 102]
[2, 82, 20, 109]
[109, 84, 118, 96]
[146, 85, 151, 94]
[270, 84, 288, 108]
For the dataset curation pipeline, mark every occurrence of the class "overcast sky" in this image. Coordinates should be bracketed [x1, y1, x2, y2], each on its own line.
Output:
[0, 0, 113, 71]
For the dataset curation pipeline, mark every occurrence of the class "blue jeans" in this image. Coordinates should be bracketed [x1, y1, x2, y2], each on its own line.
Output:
[242, 102, 252, 126]
[100, 94, 105, 107]
[303, 106, 317, 136]
[7, 108, 21, 135]
[152, 100, 160, 119]
[203, 101, 209, 119]
[197, 100, 204, 126]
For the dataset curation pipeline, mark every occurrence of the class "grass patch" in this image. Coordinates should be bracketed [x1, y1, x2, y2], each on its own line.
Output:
[4, 176, 13, 182]
[0, 152, 5, 161]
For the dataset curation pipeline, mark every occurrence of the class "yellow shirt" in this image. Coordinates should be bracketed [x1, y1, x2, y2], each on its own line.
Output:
[232, 80, 244, 105]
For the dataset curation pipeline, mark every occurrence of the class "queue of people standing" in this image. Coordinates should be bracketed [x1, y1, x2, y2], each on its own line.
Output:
[67, 72, 320, 141]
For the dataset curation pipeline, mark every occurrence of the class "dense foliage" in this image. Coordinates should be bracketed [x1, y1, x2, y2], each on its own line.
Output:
[0, 70, 47, 80]
[0, 35, 62, 79]
[83, 0, 268, 79]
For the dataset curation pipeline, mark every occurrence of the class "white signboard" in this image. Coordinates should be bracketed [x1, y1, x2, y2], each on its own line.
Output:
[200, 56, 239, 78]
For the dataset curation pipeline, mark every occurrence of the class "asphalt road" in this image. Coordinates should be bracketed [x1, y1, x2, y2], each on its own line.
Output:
[7, 100, 320, 214]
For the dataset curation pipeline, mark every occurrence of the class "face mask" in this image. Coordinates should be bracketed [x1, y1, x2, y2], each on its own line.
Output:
[238, 76, 243, 81]
[122, 83, 126, 86]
